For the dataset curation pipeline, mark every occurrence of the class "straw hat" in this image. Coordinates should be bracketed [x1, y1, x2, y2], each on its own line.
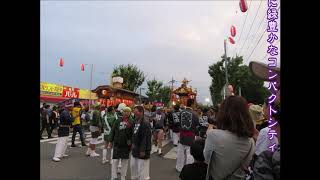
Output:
[249, 104, 263, 113]
[249, 61, 280, 83]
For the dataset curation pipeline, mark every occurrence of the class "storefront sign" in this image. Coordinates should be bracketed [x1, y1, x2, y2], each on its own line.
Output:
[63, 86, 80, 98]
[40, 82, 63, 96]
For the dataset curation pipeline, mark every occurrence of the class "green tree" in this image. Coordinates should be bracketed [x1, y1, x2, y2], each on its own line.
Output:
[208, 56, 269, 105]
[112, 64, 146, 92]
[159, 86, 171, 106]
[146, 79, 163, 102]
[146, 79, 171, 106]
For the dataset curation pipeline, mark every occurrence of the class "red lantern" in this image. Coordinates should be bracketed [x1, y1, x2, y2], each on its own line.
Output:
[228, 37, 235, 44]
[230, 26, 236, 37]
[59, 58, 64, 67]
[239, 0, 248, 13]
[81, 64, 85, 71]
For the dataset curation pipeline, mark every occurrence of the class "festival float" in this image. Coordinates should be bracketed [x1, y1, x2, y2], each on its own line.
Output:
[92, 76, 140, 107]
[171, 78, 197, 107]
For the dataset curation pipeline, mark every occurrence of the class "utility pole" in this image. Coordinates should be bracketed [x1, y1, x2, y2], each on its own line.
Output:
[168, 77, 177, 105]
[89, 64, 93, 110]
[224, 39, 229, 100]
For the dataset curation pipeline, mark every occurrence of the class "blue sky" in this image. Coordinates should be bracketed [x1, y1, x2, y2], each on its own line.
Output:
[41, 1, 280, 104]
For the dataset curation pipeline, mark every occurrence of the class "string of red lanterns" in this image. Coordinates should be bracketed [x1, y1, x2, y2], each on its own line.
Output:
[58, 58, 86, 72]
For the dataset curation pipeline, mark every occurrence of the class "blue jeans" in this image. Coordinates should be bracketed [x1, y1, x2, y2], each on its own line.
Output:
[71, 124, 85, 145]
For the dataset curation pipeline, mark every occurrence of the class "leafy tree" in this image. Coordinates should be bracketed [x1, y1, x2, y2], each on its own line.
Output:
[146, 79, 163, 102]
[146, 79, 171, 106]
[159, 86, 171, 106]
[208, 55, 269, 105]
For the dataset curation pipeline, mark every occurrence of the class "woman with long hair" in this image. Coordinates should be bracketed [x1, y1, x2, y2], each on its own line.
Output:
[204, 96, 255, 180]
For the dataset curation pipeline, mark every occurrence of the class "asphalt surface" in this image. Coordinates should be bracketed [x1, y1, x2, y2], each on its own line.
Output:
[41, 132, 180, 180]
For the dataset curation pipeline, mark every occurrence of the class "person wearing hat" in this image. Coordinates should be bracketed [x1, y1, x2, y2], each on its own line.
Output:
[71, 101, 86, 147]
[109, 106, 134, 180]
[86, 104, 102, 157]
[52, 105, 73, 162]
[111, 103, 127, 170]
[249, 104, 264, 129]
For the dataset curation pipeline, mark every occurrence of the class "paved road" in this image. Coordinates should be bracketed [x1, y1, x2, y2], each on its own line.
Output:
[41, 131, 180, 180]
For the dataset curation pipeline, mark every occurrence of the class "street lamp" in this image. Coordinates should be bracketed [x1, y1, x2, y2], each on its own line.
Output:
[205, 98, 210, 106]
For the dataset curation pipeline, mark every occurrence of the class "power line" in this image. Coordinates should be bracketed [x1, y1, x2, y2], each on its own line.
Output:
[232, 0, 253, 57]
[258, 40, 280, 62]
[244, 28, 267, 63]
[243, 6, 280, 58]
[245, 31, 281, 64]
[244, 6, 281, 62]
[238, 0, 263, 55]
[242, 12, 267, 58]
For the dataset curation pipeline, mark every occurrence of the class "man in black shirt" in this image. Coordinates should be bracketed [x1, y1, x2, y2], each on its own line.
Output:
[131, 105, 152, 180]
[176, 99, 200, 172]
[52, 105, 73, 162]
[40, 105, 52, 139]
[168, 104, 181, 146]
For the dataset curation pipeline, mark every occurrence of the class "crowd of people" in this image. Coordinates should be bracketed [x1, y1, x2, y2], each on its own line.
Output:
[41, 61, 280, 180]
[40, 92, 280, 180]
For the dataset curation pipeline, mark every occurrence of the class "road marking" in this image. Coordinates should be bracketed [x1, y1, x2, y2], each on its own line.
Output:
[40, 132, 91, 143]
[151, 139, 171, 154]
[48, 135, 95, 144]
[163, 146, 177, 160]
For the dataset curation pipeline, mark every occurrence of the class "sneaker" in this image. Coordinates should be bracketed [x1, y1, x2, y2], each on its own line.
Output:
[82, 143, 87, 147]
[71, 144, 76, 148]
[62, 154, 69, 158]
[90, 151, 100, 157]
[52, 157, 61, 162]
[102, 159, 109, 164]
[175, 168, 181, 173]
[86, 149, 91, 156]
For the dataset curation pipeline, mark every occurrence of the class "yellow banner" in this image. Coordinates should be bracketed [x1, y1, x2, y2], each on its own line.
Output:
[40, 82, 97, 99]
[79, 89, 97, 100]
[40, 82, 63, 96]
